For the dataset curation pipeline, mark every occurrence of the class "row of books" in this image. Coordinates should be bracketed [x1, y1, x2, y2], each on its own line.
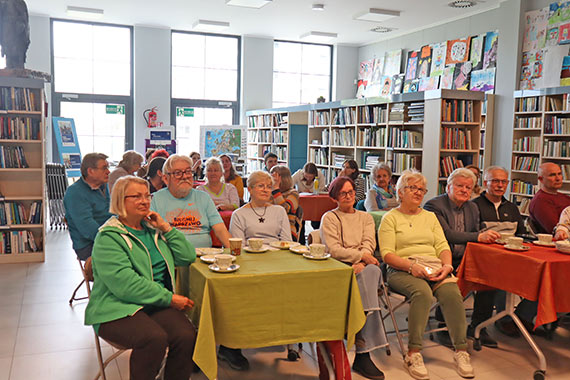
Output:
[0, 145, 29, 168]
[387, 128, 423, 149]
[512, 195, 531, 215]
[441, 127, 473, 150]
[0, 117, 41, 140]
[358, 106, 386, 124]
[516, 97, 541, 113]
[332, 108, 356, 125]
[544, 116, 570, 134]
[331, 128, 355, 146]
[356, 126, 386, 147]
[389, 153, 422, 174]
[407, 102, 425, 122]
[0, 201, 42, 225]
[0, 230, 39, 254]
[361, 152, 383, 170]
[331, 153, 353, 168]
[260, 145, 287, 160]
[248, 113, 287, 128]
[320, 128, 330, 145]
[512, 155, 539, 172]
[513, 136, 540, 152]
[561, 164, 570, 180]
[543, 140, 570, 157]
[309, 147, 328, 166]
[311, 111, 330, 126]
[248, 129, 288, 144]
[442, 100, 475, 123]
[440, 156, 466, 177]
[516, 116, 541, 129]
[511, 180, 537, 195]
[546, 95, 570, 112]
[0, 87, 39, 112]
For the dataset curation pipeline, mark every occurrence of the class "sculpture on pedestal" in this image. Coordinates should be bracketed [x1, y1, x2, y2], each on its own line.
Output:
[0, 0, 30, 69]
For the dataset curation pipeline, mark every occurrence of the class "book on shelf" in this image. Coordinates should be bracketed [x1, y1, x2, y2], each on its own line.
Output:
[544, 116, 570, 134]
[516, 116, 541, 129]
[0, 201, 41, 225]
[442, 99, 475, 122]
[331, 128, 355, 146]
[441, 127, 472, 149]
[331, 153, 353, 168]
[332, 108, 356, 125]
[480, 130, 485, 148]
[0, 145, 29, 168]
[0, 117, 40, 140]
[0, 87, 39, 112]
[361, 151, 382, 170]
[512, 155, 539, 172]
[389, 103, 407, 122]
[407, 102, 425, 122]
[439, 155, 473, 177]
[309, 147, 329, 166]
[391, 152, 422, 173]
[0, 230, 38, 254]
[561, 164, 570, 180]
[513, 136, 540, 152]
[356, 126, 385, 147]
[388, 127, 423, 148]
[516, 97, 541, 112]
[547, 95, 570, 112]
[510, 180, 537, 195]
[543, 139, 570, 157]
[512, 195, 531, 215]
[312, 111, 330, 126]
[322, 128, 329, 145]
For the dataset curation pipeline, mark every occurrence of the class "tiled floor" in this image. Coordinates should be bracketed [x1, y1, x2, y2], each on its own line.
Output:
[1, 229, 569, 379]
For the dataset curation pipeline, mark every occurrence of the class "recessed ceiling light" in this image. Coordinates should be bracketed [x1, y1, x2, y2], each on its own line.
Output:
[226, 0, 272, 9]
[192, 19, 230, 32]
[300, 31, 337, 43]
[312, 4, 325, 11]
[66, 6, 104, 19]
[448, 0, 477, 8]
[370, 26, 397, 33]
[354, 8, 400, 23]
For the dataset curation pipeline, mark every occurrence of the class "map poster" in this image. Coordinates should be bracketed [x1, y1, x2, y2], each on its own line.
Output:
[199, 125, 246, 159]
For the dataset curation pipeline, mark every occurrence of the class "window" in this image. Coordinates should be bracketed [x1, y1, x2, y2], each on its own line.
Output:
[273, 41, 332, 108]
[51, 19, 133, 162]
[171, 31, 240, 155]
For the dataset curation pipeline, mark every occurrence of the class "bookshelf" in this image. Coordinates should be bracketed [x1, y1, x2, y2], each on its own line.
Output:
[0, 76, 47, 264]
[479, 94, 495, 171]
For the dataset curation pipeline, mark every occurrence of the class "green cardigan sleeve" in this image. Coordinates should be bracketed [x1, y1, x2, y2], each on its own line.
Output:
[162, 227, 196, 267]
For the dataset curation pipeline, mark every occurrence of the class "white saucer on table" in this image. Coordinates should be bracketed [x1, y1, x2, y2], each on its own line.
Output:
[244, 246, 269, 253]
[195, 247, 224, 257]
[290, 245, 310, 254]
[302, 253, 331, 260]
[208, 263, 240, 273]
[504, 244, 530, 251]
[270, 241, 300, 249]
[495, 239, 507, 245]
[200, 254, 236, 264]
[532, 240, 556, 247]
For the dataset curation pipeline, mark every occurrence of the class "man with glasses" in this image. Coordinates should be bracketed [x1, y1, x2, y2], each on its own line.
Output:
[64, 153, 112, 260]
[424, 167, 501, 349]
[529, 162, 570, 234]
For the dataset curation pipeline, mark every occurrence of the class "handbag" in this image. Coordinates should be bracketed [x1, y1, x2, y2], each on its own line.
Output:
[408, 255, 457, 291]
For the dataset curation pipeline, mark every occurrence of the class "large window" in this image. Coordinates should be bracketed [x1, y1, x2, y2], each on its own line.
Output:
[273, 41, 332, 108]
[171, 31, 240, 155]
[51, 19, 133, 162]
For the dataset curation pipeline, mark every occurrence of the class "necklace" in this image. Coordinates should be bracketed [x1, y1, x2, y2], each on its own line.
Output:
[250, 205, 267, 223]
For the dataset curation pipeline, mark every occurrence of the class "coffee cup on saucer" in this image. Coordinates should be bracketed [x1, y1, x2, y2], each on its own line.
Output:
[499, 232, 514, 243]
[537, 234, 553, 244]
[248, 238, 264, 251]
[215, 254, 233, 270]
[309, 243, 326, 257]
[507, 236, 523, 248]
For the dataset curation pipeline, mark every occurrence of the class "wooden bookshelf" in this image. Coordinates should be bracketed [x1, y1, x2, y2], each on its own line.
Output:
[0, 76, 47, 264]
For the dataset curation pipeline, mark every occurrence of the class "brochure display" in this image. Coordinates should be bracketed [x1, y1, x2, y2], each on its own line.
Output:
[52, 117, 81, 177]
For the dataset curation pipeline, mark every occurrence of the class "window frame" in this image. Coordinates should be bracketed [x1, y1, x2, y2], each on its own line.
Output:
[272, 39, 333, 107]
[50, 18, 134, 155]
[170, 30, 242, 140]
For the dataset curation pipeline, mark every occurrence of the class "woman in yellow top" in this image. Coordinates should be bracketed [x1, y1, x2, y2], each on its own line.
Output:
[220, 154, 244, 201]
[378, 170, 474, 380]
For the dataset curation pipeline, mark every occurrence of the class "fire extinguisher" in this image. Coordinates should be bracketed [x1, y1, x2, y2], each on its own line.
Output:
[143, 107, 158, 128]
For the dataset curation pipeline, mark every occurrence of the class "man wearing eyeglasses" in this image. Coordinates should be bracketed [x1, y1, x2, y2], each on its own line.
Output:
[529, 162, 570, 234]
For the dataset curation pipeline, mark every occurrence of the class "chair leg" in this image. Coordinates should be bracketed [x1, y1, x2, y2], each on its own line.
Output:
[69, 279, 87, 305]
[93, 333, 108, 380]
[380, 283, 406, 357]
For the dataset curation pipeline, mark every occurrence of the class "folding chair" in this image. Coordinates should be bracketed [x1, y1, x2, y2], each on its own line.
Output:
[69, 259, 90, 305]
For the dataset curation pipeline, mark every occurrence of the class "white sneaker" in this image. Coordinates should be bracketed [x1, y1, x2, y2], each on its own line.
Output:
[454, 351, 475, 378]
[404, 352, 429, 380]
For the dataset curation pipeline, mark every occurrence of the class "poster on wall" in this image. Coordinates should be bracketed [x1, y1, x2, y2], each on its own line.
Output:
[380, 76, 393, 96]
[470, 68, 496, 93]
[356, 59, 374, 98]
[559, 22, 570, 43]
[419, 76, 439, 91]
[52, 117, 82, 177]
[470, 34, 485, 70]
[417, 45, 432, 78]
[199, 125, 246, 159]
[391, 74, 404, 94]
[452, 61, 472, 90]
[560, 55, 570, 85]
[384, 49, 402, 77]
[483, 31, 499, 69]
[546, 26, 560, 46]
[446, 37, 471, 65]
[523, 7, 548, 52]
[440, 65, 455, 89]
[520, 49, 544, 90]
[430, 42, 447, 77]
[405, 51, 419, 80]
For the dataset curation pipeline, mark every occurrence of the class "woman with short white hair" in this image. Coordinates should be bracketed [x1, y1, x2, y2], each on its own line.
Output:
[109, 150, 145, 192]
[364, 163, 398, 211]
[197, 157, 240, 211]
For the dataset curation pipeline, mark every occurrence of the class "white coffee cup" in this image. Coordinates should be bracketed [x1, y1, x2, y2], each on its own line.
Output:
[215, 254, 233, 270]
[537, 234, 553, 244]
[309, 243, 326, 257]
[248, 238, 264, 250]
[507, 236, 523, 248]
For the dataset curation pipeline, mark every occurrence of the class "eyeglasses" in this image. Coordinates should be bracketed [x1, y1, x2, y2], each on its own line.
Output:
[338, 190, 355, 198]
[124, 194, 152, 202]
[405, 185, 428, 194]
[94, 165, 109, 171]
[168, 168, 193, 179]
[253, 183, 272, 190]
[489, 179, 509, 185]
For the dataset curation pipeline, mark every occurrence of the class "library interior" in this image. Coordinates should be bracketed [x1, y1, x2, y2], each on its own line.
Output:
[2, 1, 570, 380]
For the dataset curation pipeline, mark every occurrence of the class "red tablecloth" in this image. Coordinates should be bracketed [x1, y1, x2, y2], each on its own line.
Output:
[299, 194, 337, 222]
[210, 210, 232, 248]
[457, 242, 570, 328]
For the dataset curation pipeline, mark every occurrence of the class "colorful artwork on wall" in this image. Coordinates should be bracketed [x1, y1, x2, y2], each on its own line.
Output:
[483, 31, 498, 69]
[417, 45, 432, 78]
[419, 76, 439, 91]
[405, 51, 419, 81]
[430, 42, 447, 77]
[440, 65, 455, 89]
[523, 7, 549, 51]
[470, 68, 496, 92]
[356, 59, 374, 98]
[384, 49, 402, 77]
[470, 34, 485, 70]
[446, 38, 471, 65]
[452, 61, 472, 90]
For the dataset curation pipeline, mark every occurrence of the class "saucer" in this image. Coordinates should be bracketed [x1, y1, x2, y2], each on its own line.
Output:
[495, 239, 508, 245]
[200, 254, 236, 264]
[208, 263, 240, 273]
[269, 241, 300, 249]
[290, 245, 310, 254]
[196, 247, 224, 256]
[504, 244, 530, 251]
[302, 253, 331, 260]
[532, 240, 556, 247]
[244, 246, 269, 253]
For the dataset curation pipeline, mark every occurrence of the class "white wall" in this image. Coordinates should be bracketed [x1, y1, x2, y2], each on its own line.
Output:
[240, 36, 274, 122]
[333, 45, 359, 101]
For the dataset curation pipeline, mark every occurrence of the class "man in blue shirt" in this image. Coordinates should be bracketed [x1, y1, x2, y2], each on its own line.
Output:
[63, 153, 112, 260]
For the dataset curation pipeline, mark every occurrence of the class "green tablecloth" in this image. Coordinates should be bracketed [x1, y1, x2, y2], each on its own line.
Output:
[369, 210, 388, 232]
[184, 249, 365, 380]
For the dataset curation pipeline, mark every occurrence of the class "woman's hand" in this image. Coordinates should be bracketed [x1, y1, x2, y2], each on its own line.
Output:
[554, 229, 569, 241]
[410, 262, 430, 279]
[217, 204, 234, 211]
[429, 264, 453, 282]
[361, 252, 379, 266]
[145, 211, 171, 233]
[352, 262, 366, 274]
[192, 159, 201, 171]
[170, 294, 194, 311]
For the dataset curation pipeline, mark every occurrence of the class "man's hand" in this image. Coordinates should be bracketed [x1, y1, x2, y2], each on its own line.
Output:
[478, 230, 501, 243]
[554, 228, 569, 241]
[170, 294, 194, 311]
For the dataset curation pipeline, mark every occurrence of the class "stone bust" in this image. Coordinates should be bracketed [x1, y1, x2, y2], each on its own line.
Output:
[0, 0, 30, 69]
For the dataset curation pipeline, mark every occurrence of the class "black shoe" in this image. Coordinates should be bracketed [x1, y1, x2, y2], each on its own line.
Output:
[494, 320, 520, 338]
[287, 348, 300, 361]
[217, 346, 250, 371]
[352, 353, 385, 380]
[434, 323, 454, 348]
[467, 325, 498, 348]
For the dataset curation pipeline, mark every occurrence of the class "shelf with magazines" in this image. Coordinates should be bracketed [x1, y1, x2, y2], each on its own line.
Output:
[0, 76, 47, 264]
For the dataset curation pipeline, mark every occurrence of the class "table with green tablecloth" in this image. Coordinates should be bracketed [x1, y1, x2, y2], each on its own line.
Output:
[183, 249, 366, 380]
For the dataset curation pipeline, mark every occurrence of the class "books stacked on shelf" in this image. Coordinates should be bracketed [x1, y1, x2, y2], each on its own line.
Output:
[356, 126, 385, 147]
[248, 114, 287, 128]
[332, 153, 353, 168]
[0, 230, 38, 254]
[442, 100, 474, 122]
[332, 128, 355, 146]
[0, 87, 39, 111]
[0, 145, 29, 168]
[511, 179, 536, 195]
[332, 108, 356, 125]
[544, 116, 570, 134]
[0, 117, 40, 140]
[516, 97, 541, 112]
[512, 195, 531, 215]
[407, 102, 425, 122]
[273, 129, 288, 144]
[248, 130, 258, 143]
[513, 136, 540, 152]
[561, 164, 570, 180]
[441, 128, 472, 149]
[322, 128, 329, 145]
[309, 147, 328, 166]
[547, 95, 570, 112]
[388, 128, 423, 148]
[440, 156, 466, 177]
[392, 152, 422, 173]
[311, 111, 330, 126]
[389, 103, 407, 122]
[0, 201, 41, 225]
[480, 130, 485, 148]
[362, 151, 382, 170]
[543, 140, 570, 157]
[512, 156, 539, 172]
[516, 117, 541, 129]
[358, 105, 386, 124]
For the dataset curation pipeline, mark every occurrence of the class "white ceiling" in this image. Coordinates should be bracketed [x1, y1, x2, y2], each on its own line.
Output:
[26, 0, 502, 46]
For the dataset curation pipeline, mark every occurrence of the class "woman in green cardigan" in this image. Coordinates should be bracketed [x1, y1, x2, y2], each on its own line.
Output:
[85, 175, 197, 380]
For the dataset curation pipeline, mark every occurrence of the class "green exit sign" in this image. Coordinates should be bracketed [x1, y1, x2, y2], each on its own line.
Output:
[177, 107, 194, 117]
[106, 104, 125, 115]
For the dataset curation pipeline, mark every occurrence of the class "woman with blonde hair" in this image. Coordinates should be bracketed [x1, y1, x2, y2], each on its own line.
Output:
[197, 157, 240, 211]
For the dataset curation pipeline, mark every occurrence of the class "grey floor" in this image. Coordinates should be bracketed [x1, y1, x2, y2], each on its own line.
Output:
[1, 229, 569, 380]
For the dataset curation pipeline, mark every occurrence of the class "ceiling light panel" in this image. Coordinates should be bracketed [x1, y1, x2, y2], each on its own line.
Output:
[66, 6, 104, 19]
[354, 8, 400, 23]
[300, 31, 338, 43]
[226, 0, 272, 9]
[192, 20, 230, 32]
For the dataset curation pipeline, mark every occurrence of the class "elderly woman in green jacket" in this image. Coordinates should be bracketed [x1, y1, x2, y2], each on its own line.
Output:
[85, 175, 196, 380]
